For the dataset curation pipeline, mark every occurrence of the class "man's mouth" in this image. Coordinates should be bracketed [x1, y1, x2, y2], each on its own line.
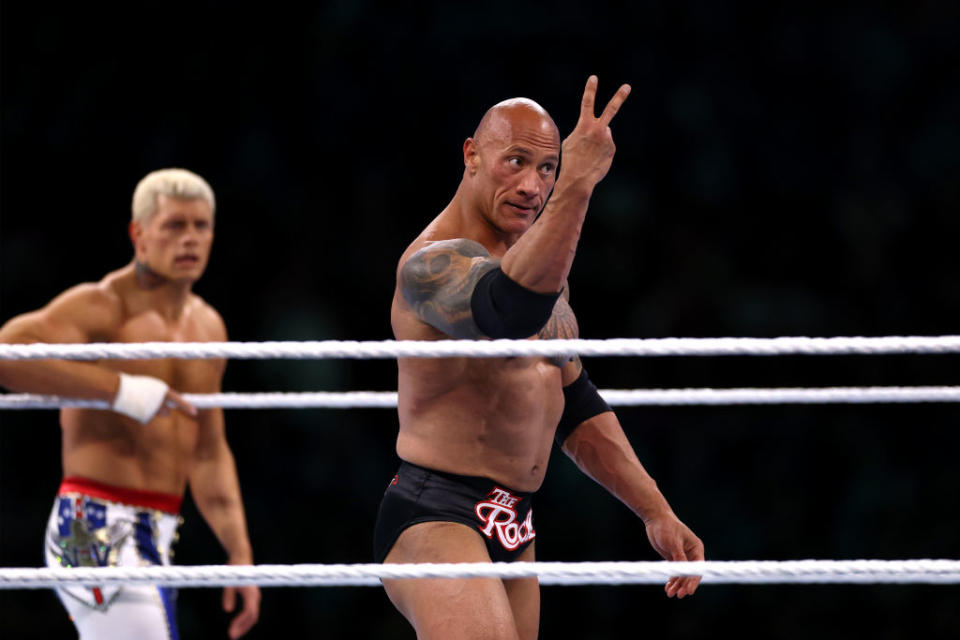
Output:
[506, 202, 537, 215]
[175, 255, 199, 266]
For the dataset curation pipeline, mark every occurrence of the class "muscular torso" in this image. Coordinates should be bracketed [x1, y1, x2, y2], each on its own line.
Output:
[59, 270, 225, 496]
[391, 223, 579, 492]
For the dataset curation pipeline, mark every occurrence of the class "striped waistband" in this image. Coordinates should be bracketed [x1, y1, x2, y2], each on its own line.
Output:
[58, 476, 182, 514]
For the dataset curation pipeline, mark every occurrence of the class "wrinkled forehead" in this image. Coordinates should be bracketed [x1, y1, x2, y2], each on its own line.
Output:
[475, 98, 560, 153]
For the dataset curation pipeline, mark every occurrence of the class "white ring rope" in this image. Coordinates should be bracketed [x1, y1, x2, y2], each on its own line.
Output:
[4, 336, 960, 361]
[2, 342, 955, 593]
[2, 560, 958, 589]
[5, 386, 960, 410]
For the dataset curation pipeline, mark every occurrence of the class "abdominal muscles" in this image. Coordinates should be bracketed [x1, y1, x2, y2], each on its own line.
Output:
[60, 407, 198, 495]
[396, 356, 564, 491]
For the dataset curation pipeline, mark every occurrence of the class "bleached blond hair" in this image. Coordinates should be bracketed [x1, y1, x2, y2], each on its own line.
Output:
[131, 168, 216, 223]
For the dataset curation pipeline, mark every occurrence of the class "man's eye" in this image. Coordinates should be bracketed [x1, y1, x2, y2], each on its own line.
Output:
[508, 157, 522, 167]
[540, 164, 555, 175]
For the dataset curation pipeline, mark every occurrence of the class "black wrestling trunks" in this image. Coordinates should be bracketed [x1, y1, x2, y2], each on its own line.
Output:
[373, 461, 536, 563]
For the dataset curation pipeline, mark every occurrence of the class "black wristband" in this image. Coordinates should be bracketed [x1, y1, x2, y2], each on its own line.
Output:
[555, 368, 611, 447]
[470, 267, 560, 339]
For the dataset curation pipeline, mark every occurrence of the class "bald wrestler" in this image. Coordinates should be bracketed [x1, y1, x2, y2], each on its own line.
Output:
[0, 169, 260, 639]
[376, 77, 704, 639]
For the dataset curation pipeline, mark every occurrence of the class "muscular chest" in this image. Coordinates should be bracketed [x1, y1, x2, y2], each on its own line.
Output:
[104, 312, 221, 392]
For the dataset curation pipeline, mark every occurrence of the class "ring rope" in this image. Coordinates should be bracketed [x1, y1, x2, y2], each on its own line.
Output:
[5, 386, 960, 410]
[2, 560, 959, 589]
[4, 336, 960, 361]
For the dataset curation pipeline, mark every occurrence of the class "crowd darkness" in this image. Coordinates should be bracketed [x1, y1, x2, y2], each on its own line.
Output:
[2, 3, 958, 637]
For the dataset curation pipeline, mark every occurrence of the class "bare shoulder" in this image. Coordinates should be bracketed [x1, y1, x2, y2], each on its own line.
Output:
[419, 238, 491, 258]
[189, 295, 228, 341]
[45, 280, 128, 331]
[398, 237, 491, 275]
[399, 238, 495, 292]
[55, 280, 124, 314]
[0, 279, 124, 343]
[395, 237, 500, 339]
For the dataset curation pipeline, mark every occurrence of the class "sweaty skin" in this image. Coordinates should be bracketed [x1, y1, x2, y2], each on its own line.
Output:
[384, 78, 702, 640]
[0, 194, 260, 639]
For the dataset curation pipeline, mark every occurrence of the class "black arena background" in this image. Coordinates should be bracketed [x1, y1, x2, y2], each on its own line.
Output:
[2, 3, 959, 638]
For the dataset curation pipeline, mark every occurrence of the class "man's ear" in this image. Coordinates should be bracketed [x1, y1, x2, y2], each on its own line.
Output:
[463, 138, 480, 175]
[129, 221, 141, 251]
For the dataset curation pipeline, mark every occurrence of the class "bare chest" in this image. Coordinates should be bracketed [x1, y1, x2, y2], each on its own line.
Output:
[102, 312, 222, 392]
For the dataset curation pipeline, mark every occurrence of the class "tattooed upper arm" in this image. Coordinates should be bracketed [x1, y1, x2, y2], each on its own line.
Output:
[399, 239, 500, 338]
[537, 286, 578, 341]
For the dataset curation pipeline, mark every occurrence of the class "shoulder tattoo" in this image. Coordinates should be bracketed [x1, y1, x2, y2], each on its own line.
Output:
[400, 239, 499, 338]
[538, 287, 580, 367]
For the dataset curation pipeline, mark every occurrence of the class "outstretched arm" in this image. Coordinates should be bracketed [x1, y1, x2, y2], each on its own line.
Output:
[0, 284, 193, 420]
[0, 285, 126, 399]
[559, 387, 704, 598]
[188, 359, 260, 638]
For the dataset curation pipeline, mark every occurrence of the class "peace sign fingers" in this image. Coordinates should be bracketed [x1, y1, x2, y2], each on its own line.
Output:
[599, 82, 631, 127]
[578, 75, 631, 127]
[563, 75, 631, 188]
[579, 75, 600, 122]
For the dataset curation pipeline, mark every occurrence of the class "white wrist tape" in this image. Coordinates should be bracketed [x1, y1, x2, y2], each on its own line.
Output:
[112, 373, 170, 424]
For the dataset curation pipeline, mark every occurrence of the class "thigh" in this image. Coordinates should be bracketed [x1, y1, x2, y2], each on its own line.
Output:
[503, 542, 539, 640]
[44, 496, 180, 640]
[57, 585, 178, 640]
[383, 521, 521, 640]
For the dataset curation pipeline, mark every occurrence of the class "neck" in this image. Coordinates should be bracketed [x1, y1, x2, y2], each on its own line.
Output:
[448, 183, 520, 257]
[134, 260, 167, 290]
[131, 261, 193, 318]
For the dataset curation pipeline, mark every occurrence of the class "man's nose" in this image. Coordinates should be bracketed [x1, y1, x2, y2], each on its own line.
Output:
[516, 169, 542, 199]
[182, 225, 200, 245]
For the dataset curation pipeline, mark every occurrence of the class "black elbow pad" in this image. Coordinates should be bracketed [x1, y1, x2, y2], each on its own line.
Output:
[470, 268, 560, 339]
[555, 368, 611, 447]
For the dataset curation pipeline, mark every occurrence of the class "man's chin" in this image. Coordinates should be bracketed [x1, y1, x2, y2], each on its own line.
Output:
[170, 270, 204, 286]
[494, 210, 534, 231]
[501, 217, 533, 236]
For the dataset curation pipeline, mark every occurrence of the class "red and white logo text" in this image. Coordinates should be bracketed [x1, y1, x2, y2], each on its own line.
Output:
[475, 487, 535, 551]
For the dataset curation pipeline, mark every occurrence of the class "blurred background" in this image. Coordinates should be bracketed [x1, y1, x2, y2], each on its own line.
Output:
[2, 1, 958, 637]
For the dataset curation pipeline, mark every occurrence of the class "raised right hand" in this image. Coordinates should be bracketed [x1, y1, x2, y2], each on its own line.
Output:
[558, 75, 631, 190]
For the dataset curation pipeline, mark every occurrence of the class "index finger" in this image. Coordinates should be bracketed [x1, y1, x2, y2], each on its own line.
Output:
[598, 83, 631, 127]
[223, 585, 236, 612]
[229, 592, 260, 639]
[579, 75, 599, 122]
[165, 389, 197, 417]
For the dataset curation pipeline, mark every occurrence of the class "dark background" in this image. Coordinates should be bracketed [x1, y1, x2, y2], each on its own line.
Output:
[2, 1, 959, 637]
